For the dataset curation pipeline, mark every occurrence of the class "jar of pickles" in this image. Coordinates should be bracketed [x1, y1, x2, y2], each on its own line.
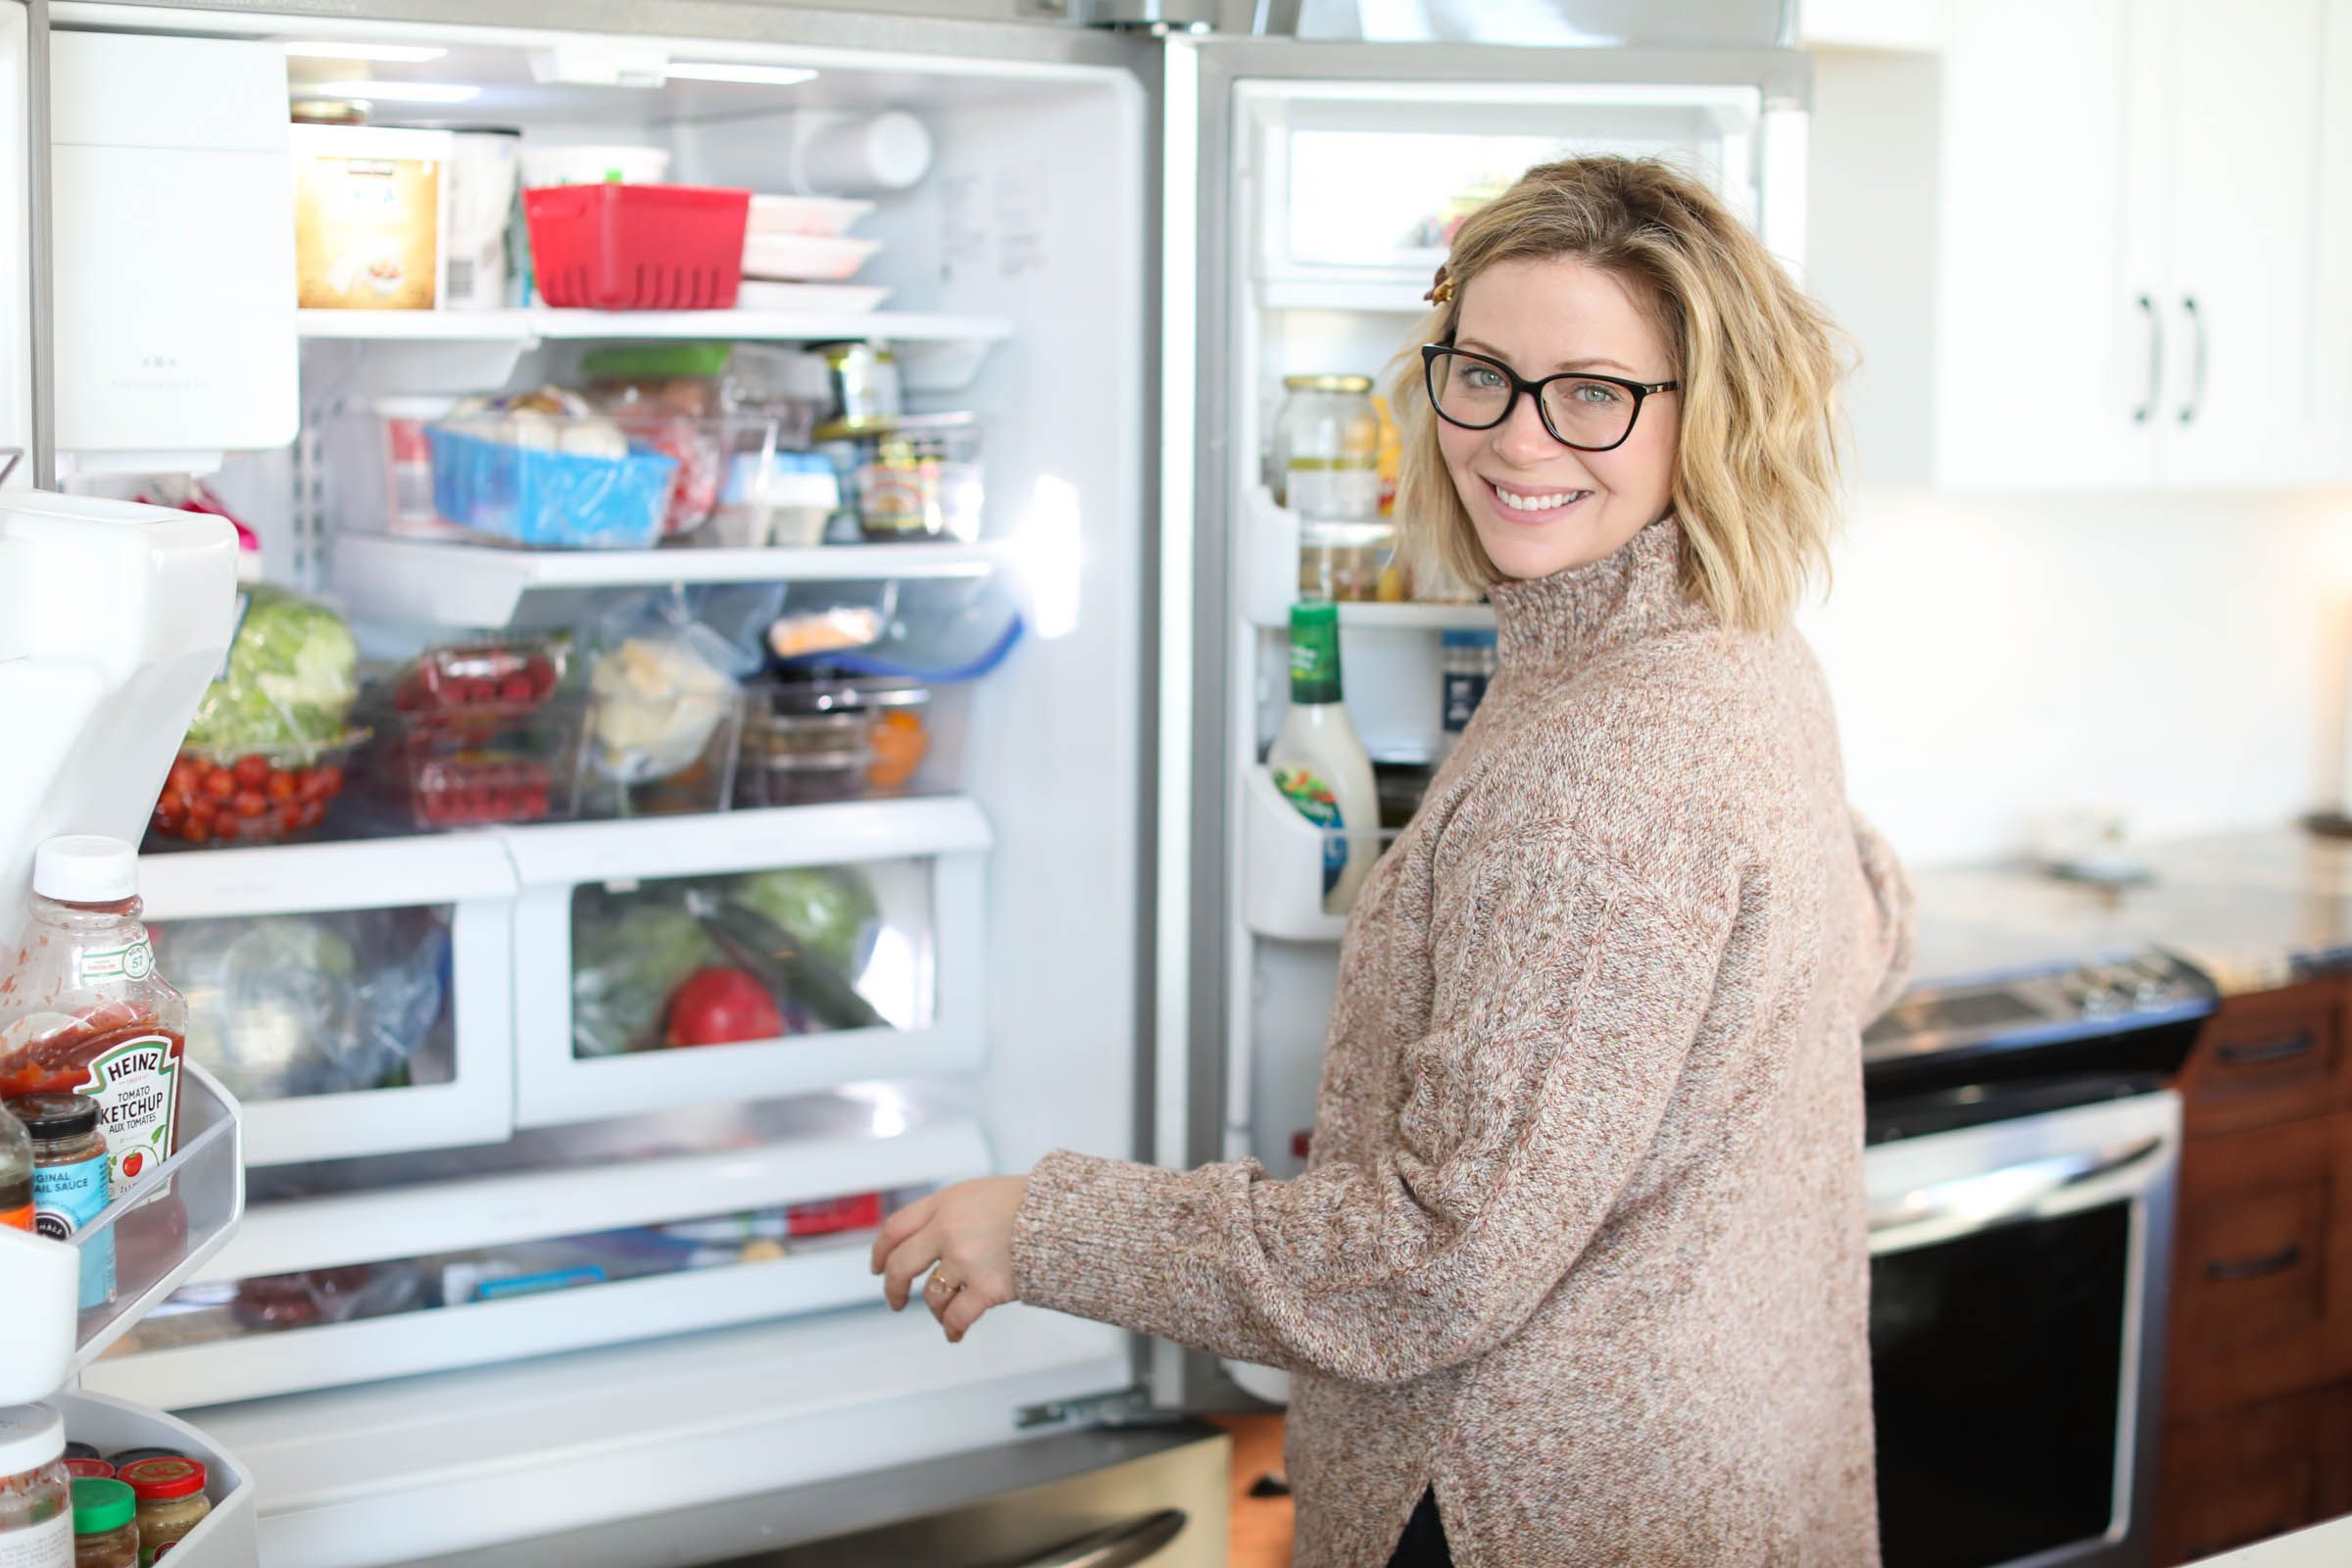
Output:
[1271, 374, 1380, 520]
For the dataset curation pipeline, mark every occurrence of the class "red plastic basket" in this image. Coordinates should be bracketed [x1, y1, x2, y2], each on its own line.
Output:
[524, 184, 753, 311]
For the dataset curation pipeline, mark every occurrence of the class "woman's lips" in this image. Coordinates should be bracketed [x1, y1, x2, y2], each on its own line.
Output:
[1482, 478, 1592, 526]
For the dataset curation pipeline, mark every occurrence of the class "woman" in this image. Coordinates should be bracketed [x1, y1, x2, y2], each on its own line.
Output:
[872, 156, 1916, 1567]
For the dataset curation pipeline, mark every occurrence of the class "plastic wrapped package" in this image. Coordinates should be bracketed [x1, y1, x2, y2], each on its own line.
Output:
[153, 910, 451, 1102]
[428, 390, 676, 550]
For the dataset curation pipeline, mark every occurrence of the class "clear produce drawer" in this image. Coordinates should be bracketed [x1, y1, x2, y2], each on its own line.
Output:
[507, 799, 990, 1128]
[139, 836, 517, 1166]
[85, 1102, 990, 1409]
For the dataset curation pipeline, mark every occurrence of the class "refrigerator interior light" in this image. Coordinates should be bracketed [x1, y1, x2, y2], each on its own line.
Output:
[311, 78, 481, 104]
[282, 41, 449, 62]
[1016, 474, 1084, 642]
[662, 62, 821, 86]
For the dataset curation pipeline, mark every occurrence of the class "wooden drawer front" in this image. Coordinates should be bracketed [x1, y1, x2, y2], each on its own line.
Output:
[2170, 1116, 2352, 1415]
[2156, 1385, 2352, 1564]
[2180, 984, 2350, 1136]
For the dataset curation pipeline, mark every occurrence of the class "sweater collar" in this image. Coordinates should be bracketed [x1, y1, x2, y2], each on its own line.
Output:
[1488, 514, 1713, 669]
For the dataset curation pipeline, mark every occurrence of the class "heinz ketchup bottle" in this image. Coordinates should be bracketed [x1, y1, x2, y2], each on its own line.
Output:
[0, 836, 190, 1289]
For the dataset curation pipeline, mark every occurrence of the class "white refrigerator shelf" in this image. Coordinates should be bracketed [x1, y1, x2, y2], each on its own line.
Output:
[330, 534, 1017, 628]
[1238, 486, 1491, 631]
[296, 307, 1015, 345]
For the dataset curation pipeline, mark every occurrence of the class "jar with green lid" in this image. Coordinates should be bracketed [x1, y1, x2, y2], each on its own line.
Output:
[70, 1478, 136, 1568]
[1271, 373, 1380, 521]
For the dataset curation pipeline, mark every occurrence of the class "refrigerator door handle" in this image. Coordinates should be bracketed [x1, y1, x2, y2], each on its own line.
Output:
[1004, 1508, 1188, 1568]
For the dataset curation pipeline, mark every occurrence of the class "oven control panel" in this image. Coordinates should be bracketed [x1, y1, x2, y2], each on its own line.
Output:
[1865, 949, 2217, 1065]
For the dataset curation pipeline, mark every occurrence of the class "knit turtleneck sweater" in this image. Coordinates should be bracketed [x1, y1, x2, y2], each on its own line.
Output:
[1012, 516, 1916, 1566]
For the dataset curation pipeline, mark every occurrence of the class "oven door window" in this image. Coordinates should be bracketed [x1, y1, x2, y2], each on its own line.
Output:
[1872, 1200, 2132, 1568]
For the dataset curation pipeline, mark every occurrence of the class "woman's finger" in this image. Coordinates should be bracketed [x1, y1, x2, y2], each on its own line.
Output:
[941, 1286, 996, 1344]
[923, 1268, 963, 1329]
[869, 1193, 939, 1276]
[880, 1226, 945, 1311]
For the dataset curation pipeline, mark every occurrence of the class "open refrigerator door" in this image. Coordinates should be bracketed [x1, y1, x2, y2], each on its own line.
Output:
[1152, 32, 1810, 1408]
[0, 492, 255, 1562]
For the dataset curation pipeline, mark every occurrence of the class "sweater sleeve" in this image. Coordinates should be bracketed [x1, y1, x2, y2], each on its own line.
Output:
[1849, 808, 1916, 1024]
[1008, 831, 1734, 1387]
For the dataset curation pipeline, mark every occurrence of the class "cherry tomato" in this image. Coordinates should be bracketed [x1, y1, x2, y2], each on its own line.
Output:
[274, 803, 303, 835]
[314, 764, 344, 796]
[178, 818, 208, 844]
[157, 788, 191, 820]
[500, 673, 535, 705]
[201, 768, 236, 802]
[266, 771, 298, 802]
[233, 790, 268, 819]
[291, 768, 320, 801]
[167, 758, 203, 797]
[232, 755, 270, 789]
[187, 798, 219, 830]
[296, 801, 325, 829]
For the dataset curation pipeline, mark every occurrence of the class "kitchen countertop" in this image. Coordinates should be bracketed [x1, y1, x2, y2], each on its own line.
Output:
[1909, 826, 2352, 995]
[2195, 1512, 2352, 1565]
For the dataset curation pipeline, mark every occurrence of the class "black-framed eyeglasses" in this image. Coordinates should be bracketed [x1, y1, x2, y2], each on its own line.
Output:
[1420, 343, 1680, 453]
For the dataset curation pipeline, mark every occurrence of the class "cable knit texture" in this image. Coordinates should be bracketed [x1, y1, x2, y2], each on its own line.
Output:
[1012, 516, 1915, 1566]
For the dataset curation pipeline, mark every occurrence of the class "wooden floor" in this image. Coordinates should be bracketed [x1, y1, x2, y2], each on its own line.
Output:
[1208, 1413, 1294, 1568]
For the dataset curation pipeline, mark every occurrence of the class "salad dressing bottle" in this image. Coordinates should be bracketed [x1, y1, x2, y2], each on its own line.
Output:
[1269, 603, 1381, 916]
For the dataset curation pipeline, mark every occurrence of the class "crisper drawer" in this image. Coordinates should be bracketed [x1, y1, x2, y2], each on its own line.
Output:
[507, 798, 990, 1129]
[140, 836, 517, 1166]
[84, 1105, 992, 1410]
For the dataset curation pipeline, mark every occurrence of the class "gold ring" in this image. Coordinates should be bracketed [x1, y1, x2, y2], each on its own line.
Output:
[929, 1274, 963, 1297]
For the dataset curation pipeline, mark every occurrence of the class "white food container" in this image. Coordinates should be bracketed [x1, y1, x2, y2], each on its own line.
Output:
[741, 232, 883, 283]
[748, 194, 876, 237]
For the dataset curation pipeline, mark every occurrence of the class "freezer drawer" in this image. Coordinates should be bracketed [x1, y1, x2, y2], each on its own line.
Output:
[387, 1420, 1230, 1568]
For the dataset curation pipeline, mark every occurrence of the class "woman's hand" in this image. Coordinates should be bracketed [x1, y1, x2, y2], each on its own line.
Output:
[870, 1174, 1028, 1343]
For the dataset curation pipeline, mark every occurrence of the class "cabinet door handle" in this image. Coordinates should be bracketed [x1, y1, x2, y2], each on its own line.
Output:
[2204, 1243, 2303, 1283]
[2215, 1030, 2318, 1067]
[2179, 294, 2207, 425]
[2133, 294, 2162, 423]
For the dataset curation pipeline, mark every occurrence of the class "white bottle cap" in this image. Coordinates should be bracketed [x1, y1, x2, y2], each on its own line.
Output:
[32, 835, 138, 904]
[0, 1402, 64, 1479]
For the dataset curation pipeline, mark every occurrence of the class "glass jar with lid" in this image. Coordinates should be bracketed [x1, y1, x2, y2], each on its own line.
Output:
[1271, 374, 1381, 521]
[70, 1478, 137, 1568]
[115, 1457, 209, 1563]
[0, 1403, 73, 1568]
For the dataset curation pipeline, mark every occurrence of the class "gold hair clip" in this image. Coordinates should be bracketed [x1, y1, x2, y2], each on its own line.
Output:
[1425, 266, 1454, 306]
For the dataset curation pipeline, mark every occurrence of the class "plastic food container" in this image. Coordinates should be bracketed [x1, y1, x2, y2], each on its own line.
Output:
[379, 702, 584, 830]
[747, 194, 875, 237]
[391, 637, 568, 725]
[740, 232, 882, 283]
[738, 680, 929, 808]
[149, 735, 366, 848]
[425, 420, 678, 550]
[519, 144, 671, 187]
[708, 454, 841, 549]
[524, 183, 752, 311]
[1298, 518, 1400, 603]
[820, 414, 984, 542]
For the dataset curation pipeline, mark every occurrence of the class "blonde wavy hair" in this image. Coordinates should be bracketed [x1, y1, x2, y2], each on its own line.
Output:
[1390, 156, 1849, 635]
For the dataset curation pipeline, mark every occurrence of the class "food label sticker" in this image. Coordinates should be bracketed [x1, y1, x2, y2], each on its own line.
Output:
[71, 1033, 182, 1193]
[29, 1150, 113, 1309]
[74, 939, 154, 988]
[0, 1507, 71, 1568]
[1273, 765, 1348, 899]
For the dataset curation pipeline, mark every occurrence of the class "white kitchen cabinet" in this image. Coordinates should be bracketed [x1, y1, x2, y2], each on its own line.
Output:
[1811, 0, 2334, 490]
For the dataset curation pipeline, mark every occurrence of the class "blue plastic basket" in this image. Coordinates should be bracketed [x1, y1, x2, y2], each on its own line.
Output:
[426, 423, 679, 550]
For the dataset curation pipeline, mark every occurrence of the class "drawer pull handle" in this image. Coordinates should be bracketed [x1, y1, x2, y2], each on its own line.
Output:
[2216, 1031, 2317, 1067]
[2204, 1244, 2303, 1283]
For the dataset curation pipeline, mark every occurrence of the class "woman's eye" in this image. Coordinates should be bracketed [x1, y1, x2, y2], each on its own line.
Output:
[1572, 381, 1624, 406]
[1463, 366, 1506, 390]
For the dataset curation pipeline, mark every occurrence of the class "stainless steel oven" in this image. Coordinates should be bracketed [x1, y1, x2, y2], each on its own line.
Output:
[1865, 953, 2215, 1568]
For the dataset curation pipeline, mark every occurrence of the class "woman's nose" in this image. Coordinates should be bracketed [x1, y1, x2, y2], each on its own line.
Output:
[1491, 391, 1564, 466]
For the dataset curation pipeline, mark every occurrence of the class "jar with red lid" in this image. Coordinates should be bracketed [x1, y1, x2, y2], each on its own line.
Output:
[113, 1457, 207, 1564]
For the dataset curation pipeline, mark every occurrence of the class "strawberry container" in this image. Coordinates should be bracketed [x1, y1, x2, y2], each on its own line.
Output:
[523, 183, 752, 311]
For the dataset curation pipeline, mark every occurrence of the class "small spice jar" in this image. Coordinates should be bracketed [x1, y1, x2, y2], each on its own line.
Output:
[114, 1458, 207, 1564]
[61, 1461, 114, 1483]
[70, 1478, 136, 1568]
[0, 1402, 73, 1567]
[6, 1096, 115, 1310]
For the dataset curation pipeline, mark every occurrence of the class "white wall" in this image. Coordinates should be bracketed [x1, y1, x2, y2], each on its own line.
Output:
[1797, 485, 2352, 868]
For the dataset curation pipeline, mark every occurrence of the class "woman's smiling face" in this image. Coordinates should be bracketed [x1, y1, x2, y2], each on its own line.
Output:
[1436, 256, 1681, 582]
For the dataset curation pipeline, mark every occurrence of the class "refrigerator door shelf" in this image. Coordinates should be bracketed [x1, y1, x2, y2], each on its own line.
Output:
[1241, 764, 1391, 945]
[48, 1390, 257, 1568]
[0, 1059, 246, 1399]
[1238, 485, 1492, 631]
[87, 1115, 991, 1410]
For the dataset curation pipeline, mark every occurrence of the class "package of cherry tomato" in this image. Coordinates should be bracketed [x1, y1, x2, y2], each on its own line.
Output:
[0, 836, 189, 1190]
[389, 636, 570, 730]
[375, 696, 585, 830]
[150, 733, 366, 848]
